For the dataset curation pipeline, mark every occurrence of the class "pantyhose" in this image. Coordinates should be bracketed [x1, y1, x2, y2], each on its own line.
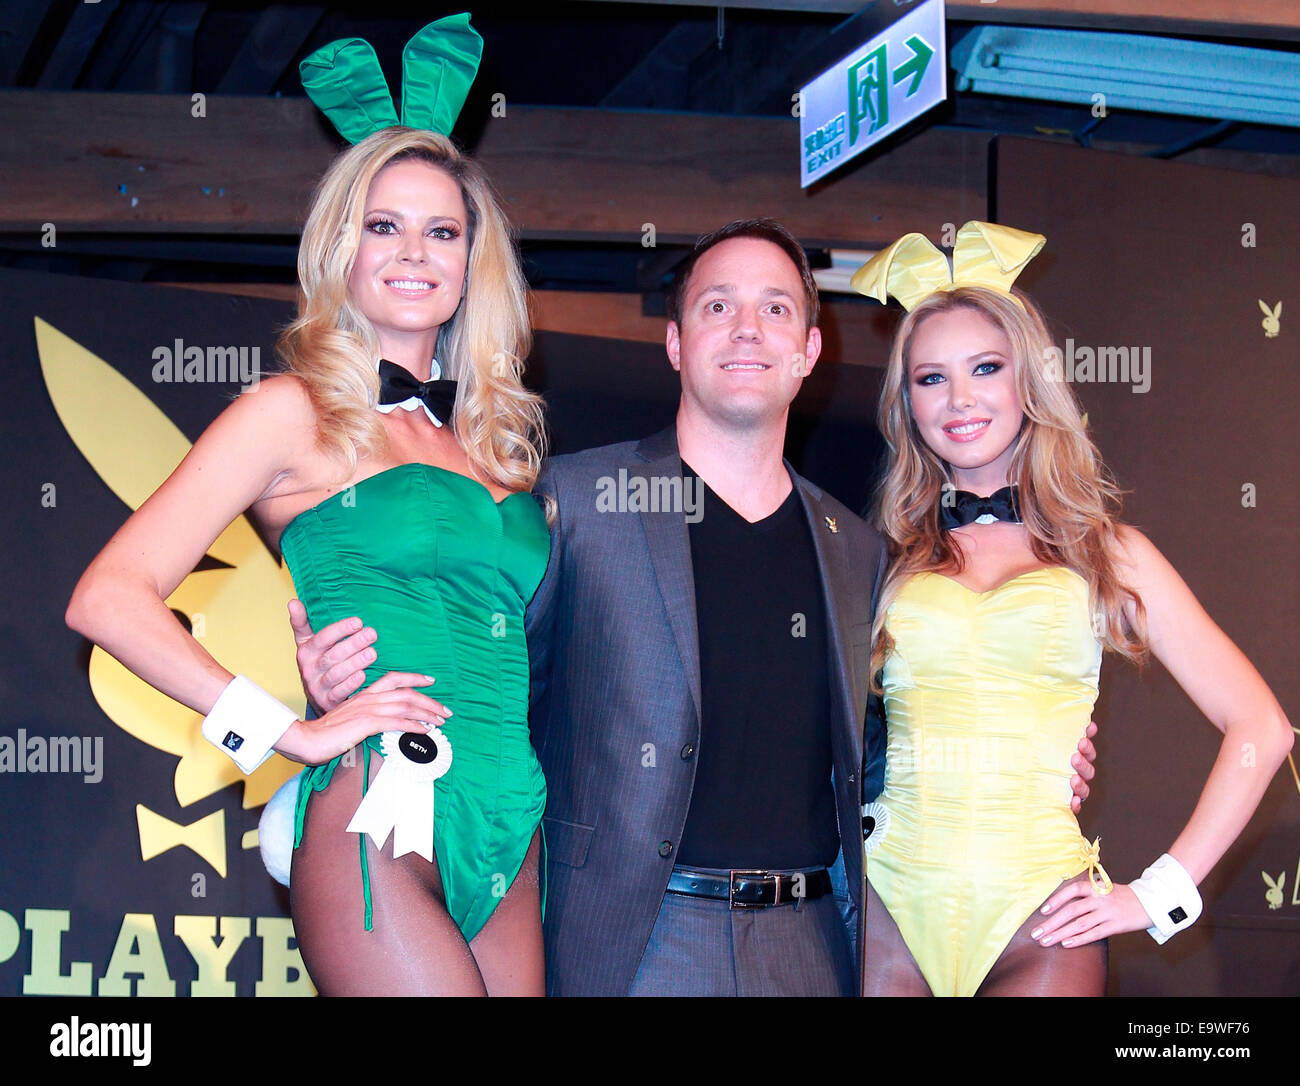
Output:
[863, 869, 1108, 997]
[290, 744, 545, 996]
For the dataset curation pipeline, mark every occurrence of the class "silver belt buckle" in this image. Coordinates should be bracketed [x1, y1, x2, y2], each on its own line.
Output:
[729, 869, 776, 909]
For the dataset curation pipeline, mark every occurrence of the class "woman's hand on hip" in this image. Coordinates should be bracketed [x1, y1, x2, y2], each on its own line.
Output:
[275, 681, 452, 765]
[1030, 880, 1152, 947]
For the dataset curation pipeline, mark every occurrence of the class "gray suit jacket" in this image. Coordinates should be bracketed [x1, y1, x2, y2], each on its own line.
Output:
[526, 425, 887, 996]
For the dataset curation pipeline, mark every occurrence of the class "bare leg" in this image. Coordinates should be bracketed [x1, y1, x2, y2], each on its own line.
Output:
[291, 744, 487, 996]
[863, 875, 933, 997]
[469, 827, 545, 996]
[977, 871, 1108, 997]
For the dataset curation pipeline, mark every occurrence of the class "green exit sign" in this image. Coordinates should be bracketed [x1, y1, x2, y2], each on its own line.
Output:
[800, 0, 948, 187]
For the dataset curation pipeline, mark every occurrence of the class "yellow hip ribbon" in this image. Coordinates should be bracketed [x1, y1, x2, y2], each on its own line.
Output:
[1081, 836, 1113, 895]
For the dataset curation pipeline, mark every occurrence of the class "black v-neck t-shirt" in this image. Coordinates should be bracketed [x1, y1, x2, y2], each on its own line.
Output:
[676, 462, 839, 869]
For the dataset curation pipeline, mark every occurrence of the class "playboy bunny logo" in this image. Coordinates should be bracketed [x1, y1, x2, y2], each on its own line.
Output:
[1261, 870, 1285, 911]
[1258, 299, 1281, 338]
[37, 317, 302, 873]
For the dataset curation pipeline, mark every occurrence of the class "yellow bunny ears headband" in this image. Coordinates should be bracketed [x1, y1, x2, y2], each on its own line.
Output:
[849, 221, 1046, 312]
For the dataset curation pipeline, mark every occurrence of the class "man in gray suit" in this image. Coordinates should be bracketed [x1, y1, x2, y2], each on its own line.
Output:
[526, 220, 883, 995]
[292, 218, 1095, 995]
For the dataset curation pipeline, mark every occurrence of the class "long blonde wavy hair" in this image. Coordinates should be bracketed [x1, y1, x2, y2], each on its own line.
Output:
[278, 126, 544, 491]
[870, 286, 1148, 680]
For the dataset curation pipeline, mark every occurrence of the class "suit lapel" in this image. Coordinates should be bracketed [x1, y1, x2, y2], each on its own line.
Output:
[635, 428, 702, 723]
[791, 468, 864, 784]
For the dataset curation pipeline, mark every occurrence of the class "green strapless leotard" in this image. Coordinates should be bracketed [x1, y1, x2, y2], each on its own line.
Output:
[279, 462, 550, 942]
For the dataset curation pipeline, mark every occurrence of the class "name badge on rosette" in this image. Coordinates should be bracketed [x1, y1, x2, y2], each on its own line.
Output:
[347, 728, 452, 860]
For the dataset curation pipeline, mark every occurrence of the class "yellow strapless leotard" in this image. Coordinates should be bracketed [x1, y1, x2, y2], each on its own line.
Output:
[867, 567, 1105, 997]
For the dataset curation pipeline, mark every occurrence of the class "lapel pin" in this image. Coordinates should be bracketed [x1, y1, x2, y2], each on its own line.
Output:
[825, 516, 838, 534]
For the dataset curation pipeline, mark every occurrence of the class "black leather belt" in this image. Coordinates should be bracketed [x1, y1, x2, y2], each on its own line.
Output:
[667, 866, 832, 909]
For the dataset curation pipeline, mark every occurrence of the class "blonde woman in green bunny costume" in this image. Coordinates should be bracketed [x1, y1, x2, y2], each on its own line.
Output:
[67, 16, 551, 995]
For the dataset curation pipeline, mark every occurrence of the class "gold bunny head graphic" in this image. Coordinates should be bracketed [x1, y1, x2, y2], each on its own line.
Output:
[1261, 870, 1285, 911]
[1259, 299, 1281, 338]
[37, 317, 302, 874]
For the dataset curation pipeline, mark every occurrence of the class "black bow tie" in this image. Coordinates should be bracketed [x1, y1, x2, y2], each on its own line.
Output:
[938, 484, 1022, 530]
[377, 359, 457, 424]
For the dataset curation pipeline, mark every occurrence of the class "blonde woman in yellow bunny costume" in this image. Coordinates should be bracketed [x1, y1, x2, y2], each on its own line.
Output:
[854, 222, 1292, 996]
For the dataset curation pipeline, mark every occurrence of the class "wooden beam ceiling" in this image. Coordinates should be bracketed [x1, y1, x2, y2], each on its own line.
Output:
[0, 91, 988, 246]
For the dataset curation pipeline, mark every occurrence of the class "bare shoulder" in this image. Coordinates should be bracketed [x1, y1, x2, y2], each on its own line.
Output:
[160, 374, 328, 516]
[1112, 523, 1159, 565]
[1110, 524, 1199, 622]
[222, 373, 317, 431]
[203, 375, 319, 464]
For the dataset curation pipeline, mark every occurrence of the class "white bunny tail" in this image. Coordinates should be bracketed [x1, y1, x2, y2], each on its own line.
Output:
[258, 772, 303, 887]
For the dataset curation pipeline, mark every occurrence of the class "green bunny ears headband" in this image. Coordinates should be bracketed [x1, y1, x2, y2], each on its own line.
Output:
[300, 13, 483, 143]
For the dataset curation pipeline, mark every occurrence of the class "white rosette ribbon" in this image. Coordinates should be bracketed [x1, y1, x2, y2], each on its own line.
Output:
[861, 801, 891, 859]
[346, 727, 452, 861]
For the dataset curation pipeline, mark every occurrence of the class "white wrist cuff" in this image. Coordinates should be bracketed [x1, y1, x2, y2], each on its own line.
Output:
[201, 676, 298, 774]
[1129, 853, 1202, 945]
